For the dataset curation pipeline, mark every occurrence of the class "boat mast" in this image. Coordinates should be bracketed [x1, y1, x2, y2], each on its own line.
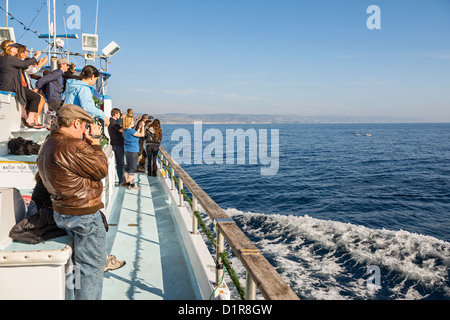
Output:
[52, 0, 56, 52]
[46, 0, 58, 70]
[46, 0, 51, 68]
[5, 0, 7, 27]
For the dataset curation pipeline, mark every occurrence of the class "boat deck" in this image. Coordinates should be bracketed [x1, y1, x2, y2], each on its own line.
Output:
[102, 173, 202, 300]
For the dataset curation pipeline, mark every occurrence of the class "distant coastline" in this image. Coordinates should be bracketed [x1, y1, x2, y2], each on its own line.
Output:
[132, 113, 425, 124]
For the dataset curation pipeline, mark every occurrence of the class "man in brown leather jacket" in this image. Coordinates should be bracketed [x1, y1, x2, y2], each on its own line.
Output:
[37, 104, 108, 300]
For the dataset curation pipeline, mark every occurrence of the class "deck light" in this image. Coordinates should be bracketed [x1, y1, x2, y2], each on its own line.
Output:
[102, 41, 120, 58]
[0, 27, 15, 42]
[82, 33, 98, 52]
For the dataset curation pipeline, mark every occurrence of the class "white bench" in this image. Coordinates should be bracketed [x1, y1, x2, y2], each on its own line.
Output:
[0, 187, 72, 300]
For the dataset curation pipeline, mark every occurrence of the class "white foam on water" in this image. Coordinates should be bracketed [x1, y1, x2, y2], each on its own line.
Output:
[220, 208, 450, 300]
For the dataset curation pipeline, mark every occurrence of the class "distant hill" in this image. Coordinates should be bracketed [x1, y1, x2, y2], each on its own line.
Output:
[138, 113, 422, 124]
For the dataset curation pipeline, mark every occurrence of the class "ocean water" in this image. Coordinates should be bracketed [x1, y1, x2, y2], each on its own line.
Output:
[160, 122, 450, 300]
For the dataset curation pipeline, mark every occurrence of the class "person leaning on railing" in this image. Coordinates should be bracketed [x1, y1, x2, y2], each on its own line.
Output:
[0, 40, 43, 128]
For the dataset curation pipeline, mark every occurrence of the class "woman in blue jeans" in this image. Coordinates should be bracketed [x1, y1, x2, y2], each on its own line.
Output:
[123, 115, 145, 189]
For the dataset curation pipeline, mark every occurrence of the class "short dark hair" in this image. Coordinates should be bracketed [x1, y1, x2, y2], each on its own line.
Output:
[111, 108, 121, 117]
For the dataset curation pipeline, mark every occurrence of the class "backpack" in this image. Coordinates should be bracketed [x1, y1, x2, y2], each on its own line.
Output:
[8, 137, 41, 155]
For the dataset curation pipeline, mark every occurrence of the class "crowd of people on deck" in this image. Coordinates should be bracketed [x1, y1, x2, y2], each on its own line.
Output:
[0, 39, 162, 183]
[1, 39, 163, 300]
[108, 108, 163, 190]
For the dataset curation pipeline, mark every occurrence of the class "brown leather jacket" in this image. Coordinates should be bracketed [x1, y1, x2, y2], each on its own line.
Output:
[37, 130, 108, 215]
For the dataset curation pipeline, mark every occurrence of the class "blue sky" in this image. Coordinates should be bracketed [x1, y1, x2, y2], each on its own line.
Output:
[3, 0, 450, 121]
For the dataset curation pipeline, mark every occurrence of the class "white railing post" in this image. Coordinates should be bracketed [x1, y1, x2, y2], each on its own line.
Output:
[164, 162, 169, 179]
[245, 271, 257, 300]
[192, 196, 199, 235]
[216, 228, 224, 287]
[171, 167, 175, 190]
[178, 178, 184, 207]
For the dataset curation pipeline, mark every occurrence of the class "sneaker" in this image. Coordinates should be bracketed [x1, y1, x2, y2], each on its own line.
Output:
[127, 183, 140, 190]
[104, 255, 126, 272]
[119, 182, 128, 187]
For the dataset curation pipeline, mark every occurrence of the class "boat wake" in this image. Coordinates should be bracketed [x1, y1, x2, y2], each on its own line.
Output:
[214, 208, 450, 300]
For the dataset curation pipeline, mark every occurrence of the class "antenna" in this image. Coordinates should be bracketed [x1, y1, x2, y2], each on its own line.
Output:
[52, 0, 56, 51]
[5, 0, 8, 27]
[95, 0, 99, 35]
[47, 0, 51, 65]
[63, 16, 70, 59]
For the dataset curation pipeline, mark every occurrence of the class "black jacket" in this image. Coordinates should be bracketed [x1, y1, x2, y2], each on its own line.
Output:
[9, 208, 67, 244]
[0, 55, 37, 106]
[145, 129, 161, 144]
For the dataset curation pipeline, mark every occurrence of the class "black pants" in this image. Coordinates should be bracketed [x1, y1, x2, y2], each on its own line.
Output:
[146, 143, 160, 176]
[48, 100, 63, 112]
[112, 144, 125, 184]
[24, 87, 41, 113]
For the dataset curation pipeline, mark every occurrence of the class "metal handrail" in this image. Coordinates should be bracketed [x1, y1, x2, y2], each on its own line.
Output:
[159, 146, 299, 300]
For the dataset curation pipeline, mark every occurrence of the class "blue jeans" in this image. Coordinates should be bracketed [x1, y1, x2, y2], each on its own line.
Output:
[54, 210, 107, 300]
[112, 144, 125, 184]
